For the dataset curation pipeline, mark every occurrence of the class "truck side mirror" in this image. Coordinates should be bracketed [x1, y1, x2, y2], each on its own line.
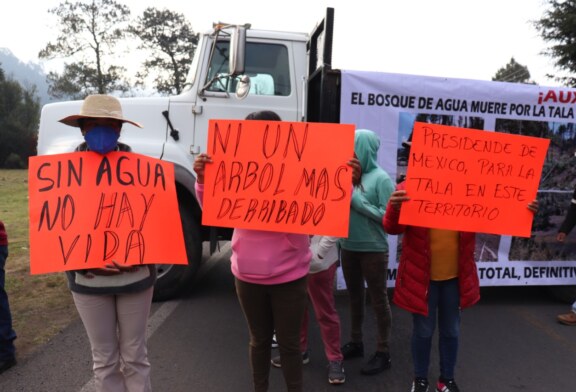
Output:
[229, 25, 247, 76]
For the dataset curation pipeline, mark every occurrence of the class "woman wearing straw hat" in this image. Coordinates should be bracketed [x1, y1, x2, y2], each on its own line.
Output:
[59, 94, 156, 392]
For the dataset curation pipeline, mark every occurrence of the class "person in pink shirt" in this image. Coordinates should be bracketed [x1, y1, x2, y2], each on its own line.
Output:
[193, 111, 359, 392]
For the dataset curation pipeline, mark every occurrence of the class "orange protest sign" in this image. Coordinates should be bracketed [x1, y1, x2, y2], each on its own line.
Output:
[399, 122, 549, 237]
[28, 151, 187, 274]
[201, 119, 355, 236]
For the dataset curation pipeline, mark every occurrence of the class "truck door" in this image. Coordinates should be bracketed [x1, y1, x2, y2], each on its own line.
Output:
[191, 38, 303, 155]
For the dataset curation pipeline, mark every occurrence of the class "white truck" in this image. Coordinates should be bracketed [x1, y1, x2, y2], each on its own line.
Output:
[37, 8, 576, 302]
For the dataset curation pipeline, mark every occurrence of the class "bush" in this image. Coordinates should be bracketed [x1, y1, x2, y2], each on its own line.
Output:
[3, 153, 25, 169]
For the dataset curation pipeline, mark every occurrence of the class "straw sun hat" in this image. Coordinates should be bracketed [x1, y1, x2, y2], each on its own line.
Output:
[58, 94, 142, 128]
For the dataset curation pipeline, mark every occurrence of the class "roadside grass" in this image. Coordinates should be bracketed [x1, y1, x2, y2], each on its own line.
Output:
[1, 169, 76, 359]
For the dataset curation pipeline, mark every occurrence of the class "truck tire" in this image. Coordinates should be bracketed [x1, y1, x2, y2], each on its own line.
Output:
[545, 285, 576, 304]
[152, 202, 202, 301]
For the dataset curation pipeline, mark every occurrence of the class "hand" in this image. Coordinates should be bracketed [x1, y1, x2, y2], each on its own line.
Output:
[390, 190, 410, 211]
[347, 156, 361, 186]
[557, 232, 567, 242]
[527, 199, 539, 214]
[193, 153, 212, 184]
[84, 261, 139, 278]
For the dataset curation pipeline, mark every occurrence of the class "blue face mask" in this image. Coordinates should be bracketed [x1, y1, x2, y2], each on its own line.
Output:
[84, 126, 120, 154]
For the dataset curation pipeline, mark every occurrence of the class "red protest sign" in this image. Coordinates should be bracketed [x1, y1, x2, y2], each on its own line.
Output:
[28, 151, 188, 274]
[400, 122, 549, 237]
[201, 119, 355, 237]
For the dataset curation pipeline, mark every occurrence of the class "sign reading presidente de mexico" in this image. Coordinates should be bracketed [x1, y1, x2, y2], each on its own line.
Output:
[400, 122, 550, 237]
[28, 151, 188, 274]
[201, 119, 355, 237]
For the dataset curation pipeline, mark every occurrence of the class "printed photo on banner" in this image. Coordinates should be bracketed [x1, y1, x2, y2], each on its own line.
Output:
[400, 122, 549, 237]
[28, 151, 188, 274]
[201, 119, 355, 237]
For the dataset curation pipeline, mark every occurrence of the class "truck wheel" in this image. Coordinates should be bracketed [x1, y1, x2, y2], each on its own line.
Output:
[545, 285, 576, 304]
[152, 202, 202, 302]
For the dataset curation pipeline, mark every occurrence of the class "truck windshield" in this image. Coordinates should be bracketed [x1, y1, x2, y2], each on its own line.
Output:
[205, 41, 291, 96]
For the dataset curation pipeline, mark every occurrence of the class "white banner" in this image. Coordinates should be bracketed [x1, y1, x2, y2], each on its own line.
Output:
[339, 70, 576, 287]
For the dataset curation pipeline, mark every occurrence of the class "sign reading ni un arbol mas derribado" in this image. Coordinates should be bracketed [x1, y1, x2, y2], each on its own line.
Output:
[400, 122, 550, 237]
[28, 151, 188, 274]
[201, 119, 355, 237]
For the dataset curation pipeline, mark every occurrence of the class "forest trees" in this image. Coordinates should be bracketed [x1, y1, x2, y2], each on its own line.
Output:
[129, 8, 197, 96]
[0, 65, 40, 168]
[38, 1, 197, 99]
[492, 57, 532, 84]
[38, 0, 132, 99]
[534, 0, 576, 87]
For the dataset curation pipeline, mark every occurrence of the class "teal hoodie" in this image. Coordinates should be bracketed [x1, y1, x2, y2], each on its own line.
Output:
[340, 129, 394, 252]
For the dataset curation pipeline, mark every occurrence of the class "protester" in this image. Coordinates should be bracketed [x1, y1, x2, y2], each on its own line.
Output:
[383, 138, 539, 392]
[339, 128, 395, 376]
[193, 110, 360, 392]
[0, 220, 17, 375]
[271, 235, 346, 385]
[555, 187, 576, 325]
[59, 94, 156, 392]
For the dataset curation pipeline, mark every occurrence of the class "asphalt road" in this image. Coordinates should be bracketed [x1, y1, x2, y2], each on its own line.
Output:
[1, 245, 576, 391]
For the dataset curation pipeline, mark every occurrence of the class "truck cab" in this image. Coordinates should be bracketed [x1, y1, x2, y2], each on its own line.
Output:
[36, 13, 331, 300]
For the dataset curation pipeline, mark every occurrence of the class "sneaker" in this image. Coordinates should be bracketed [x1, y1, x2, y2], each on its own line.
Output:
[360, 351, 391, 375]
[436, 378, 460, 392]
[271, 333, 279, 348]
[557, 312, 576, 325]
[270, 351, 310, 368]
[327, 360, 346, 384]
[341, 341, 364, 359]
[411, 378, 429, 392]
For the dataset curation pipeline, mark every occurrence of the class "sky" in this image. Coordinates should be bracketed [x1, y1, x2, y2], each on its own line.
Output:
[0, 0, 564, 87]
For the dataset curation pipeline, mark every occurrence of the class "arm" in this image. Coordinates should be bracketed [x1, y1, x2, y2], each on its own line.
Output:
[383, 183, 409, 235]
[350, 175, 394, 223]
[193, 153, 212, 207]
[316, 236, 339, 260]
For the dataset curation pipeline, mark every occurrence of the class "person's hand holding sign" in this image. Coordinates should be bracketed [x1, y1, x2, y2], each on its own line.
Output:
[84, 261, 140, 277]
[193, 153, 213, 184]
[389, 190, 410, 211]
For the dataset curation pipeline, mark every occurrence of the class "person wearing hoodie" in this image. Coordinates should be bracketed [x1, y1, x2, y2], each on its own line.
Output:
[339, 129, 395, 376]
[193, 111, 360, 392]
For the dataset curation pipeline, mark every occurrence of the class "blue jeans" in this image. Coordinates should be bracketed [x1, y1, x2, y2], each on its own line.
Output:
[411, 278, 460, 380]
[0, 245, 16, 360]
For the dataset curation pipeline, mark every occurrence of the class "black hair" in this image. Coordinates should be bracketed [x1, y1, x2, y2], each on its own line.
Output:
[245, 110, 281, 121]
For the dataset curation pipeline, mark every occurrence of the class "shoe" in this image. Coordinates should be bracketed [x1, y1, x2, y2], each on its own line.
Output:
[270, 351, 310, 368]
[0, 357, 16, 375]
[411, 378, 429, 392]
[327, 360, 346, 384]
[341, 341, 364, 359]
[436, 378, 460, 392]
[557, 312, 576, 325]
[271, 333, 278, 348]
[360, 351, 391, 375]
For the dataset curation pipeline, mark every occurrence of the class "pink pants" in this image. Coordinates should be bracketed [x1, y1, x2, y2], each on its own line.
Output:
[300, 263, 343, 362]
[72, 287, 154, 392]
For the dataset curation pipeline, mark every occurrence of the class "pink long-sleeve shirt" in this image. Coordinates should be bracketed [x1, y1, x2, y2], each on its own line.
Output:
[195, 183, 311, 284]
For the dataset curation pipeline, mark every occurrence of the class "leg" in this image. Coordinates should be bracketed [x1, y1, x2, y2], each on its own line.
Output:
[361, 252, 392, 353]
[272, 276, 308, 392]
[340, 249, 365, 343]
[411, 281, 439, 380]
[116, 286, 154, 392]
[0, 246, 16, 362]
[235, 278, 274, 392]
[307, 264, 343, 362]
[72, 292, 125, 392]
[437, 279, 460, 381]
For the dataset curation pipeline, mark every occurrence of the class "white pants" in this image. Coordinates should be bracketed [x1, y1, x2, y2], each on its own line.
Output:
[72, 287, 154, 392]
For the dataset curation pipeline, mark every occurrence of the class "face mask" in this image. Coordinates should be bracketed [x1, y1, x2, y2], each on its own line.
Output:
[84, 126, 120, 154]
